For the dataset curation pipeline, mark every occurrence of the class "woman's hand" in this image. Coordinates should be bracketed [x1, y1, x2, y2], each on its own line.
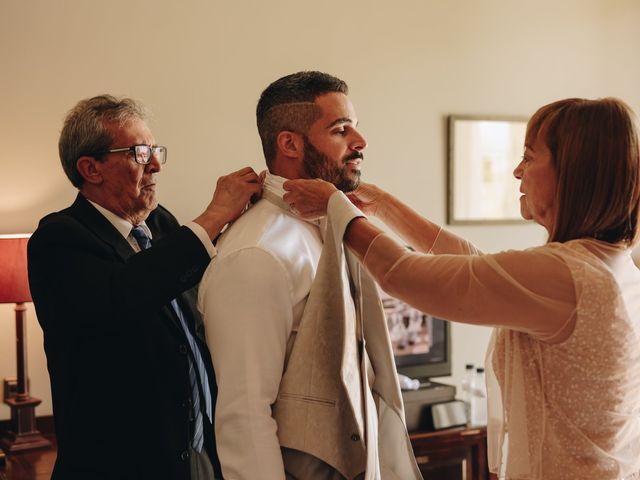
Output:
[282, 178, 338, 220]
[346, 182, 385, 217]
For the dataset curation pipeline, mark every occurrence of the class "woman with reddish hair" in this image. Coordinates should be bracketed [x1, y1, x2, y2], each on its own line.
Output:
[284, 98, 640, 479]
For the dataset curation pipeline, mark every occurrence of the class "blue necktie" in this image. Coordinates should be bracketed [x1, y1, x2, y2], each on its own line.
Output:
[131, 226, 212, 452]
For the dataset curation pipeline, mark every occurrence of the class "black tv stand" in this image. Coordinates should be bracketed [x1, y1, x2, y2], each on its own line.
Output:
[402, 379, 457, 431]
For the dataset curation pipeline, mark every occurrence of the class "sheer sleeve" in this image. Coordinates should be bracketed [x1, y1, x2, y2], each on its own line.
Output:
[363, 233, 577, 342]
[428, 227, 482, 255]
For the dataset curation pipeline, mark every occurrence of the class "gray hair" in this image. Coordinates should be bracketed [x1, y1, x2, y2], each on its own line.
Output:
[58, 94, 147, 188]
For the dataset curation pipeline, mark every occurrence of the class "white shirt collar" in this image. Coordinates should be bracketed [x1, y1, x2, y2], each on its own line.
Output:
[86, 198, 152, 240]
[263, 171, 288, 199]
[262, 172, 323, 230]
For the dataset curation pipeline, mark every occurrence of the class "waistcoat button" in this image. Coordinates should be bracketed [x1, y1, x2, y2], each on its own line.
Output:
[351, 433, 360, 442]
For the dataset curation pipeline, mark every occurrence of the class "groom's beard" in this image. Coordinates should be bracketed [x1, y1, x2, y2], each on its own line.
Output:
[302, 136, 362, 193]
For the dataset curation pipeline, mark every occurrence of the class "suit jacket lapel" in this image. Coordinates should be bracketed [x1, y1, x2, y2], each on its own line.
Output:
[68, 193, 137, 261]
[68, 193, 190, 339]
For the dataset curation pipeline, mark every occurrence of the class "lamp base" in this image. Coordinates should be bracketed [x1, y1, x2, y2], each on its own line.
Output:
[0, 396, 51, 452]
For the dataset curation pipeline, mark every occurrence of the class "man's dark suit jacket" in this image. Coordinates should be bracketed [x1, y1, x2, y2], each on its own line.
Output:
[28, 193, 221, 480]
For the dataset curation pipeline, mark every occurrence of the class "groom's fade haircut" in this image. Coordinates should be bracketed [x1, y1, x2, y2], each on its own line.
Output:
[256, 71, 348, 169]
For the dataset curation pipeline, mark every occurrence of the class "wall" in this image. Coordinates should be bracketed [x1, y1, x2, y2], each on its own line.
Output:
[1, 0, 639, 420]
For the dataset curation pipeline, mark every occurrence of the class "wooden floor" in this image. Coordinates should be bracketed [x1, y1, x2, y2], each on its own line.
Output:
[0, 433, 499, 480]
[0, 435, 57, 480]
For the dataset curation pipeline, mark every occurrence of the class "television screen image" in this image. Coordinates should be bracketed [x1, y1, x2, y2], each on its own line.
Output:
[379, 290, 456, 432]
[379, 289, 450, 380]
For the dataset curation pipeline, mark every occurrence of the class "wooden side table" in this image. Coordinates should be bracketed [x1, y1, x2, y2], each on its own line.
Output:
[410, 425, 488, 480]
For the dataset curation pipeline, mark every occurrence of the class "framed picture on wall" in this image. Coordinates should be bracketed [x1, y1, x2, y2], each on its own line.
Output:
[447, 115, 528, 224]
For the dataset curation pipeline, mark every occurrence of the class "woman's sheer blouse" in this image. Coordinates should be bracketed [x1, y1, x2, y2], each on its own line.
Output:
[363, 227, 577, 343]
[360, 224, 640, 479]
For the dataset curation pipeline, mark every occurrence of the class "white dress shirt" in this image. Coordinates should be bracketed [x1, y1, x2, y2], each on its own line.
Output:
[198, 173, 361, 479]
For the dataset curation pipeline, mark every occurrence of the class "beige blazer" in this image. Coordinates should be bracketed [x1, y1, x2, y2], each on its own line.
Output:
[272, 193, 422, 480]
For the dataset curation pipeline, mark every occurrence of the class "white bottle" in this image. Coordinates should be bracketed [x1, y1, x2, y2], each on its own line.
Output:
[460, 363, 475, 423]
[470, 367, 487, 426]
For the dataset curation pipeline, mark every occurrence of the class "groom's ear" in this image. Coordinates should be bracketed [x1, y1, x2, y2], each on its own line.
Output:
[276, 131, 304, 160]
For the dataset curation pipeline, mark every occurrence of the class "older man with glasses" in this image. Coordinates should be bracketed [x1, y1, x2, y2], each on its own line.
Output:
[27, 95, 261, 480]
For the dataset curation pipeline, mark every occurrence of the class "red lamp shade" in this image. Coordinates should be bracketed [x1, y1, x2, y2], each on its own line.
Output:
[0, 234, 32, 304]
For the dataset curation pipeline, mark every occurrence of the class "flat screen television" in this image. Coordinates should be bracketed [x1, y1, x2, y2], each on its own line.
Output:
[380, 290, 451, 381]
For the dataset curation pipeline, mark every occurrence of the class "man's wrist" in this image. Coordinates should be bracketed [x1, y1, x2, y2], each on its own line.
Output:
[193, 210, 228, 240]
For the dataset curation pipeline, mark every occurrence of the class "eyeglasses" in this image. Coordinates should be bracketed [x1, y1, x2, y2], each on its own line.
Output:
[106, 144, 167, 165]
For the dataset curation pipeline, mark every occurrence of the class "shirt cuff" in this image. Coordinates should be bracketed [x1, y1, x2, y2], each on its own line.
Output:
[326, 191, 365, 233]
[186, 221, 217, 258]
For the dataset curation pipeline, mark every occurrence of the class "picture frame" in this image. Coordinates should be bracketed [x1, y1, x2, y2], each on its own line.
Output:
[447, 115, 528, 224]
